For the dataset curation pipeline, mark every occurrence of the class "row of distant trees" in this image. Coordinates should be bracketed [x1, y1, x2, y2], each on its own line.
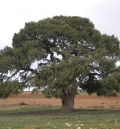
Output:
[0, 16, 120, 112]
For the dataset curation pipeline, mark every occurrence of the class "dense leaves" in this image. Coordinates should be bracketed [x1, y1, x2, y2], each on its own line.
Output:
[0, 81, 22, 98]
[0, 16, 120, 110]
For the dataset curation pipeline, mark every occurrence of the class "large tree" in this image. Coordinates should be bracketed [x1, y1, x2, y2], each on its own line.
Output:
[0, 16, 120, 112]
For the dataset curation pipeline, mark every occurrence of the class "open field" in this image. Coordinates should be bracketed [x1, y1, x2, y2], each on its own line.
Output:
[0, 92, 120, 129]
[0, 92, 120, 109]
[0, 106, 120, 129]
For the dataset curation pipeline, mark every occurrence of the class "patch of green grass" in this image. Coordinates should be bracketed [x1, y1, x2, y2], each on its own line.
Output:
[0, 106, 120, 129]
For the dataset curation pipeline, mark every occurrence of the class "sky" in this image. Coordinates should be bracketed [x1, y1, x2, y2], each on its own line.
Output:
[0, 0, 120, 49]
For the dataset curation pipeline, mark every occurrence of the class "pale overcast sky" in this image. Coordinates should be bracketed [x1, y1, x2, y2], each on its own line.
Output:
[0, 0, 120, 49]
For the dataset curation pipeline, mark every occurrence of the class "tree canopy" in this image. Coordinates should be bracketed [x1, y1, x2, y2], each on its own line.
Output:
[0, 16, 120, 111]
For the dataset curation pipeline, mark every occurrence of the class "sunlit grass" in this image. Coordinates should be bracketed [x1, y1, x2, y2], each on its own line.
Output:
[0, 106, 120, 129]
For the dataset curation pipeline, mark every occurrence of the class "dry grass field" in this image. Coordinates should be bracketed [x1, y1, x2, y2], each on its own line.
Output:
[0, 92, 120, 109]
[0, 92, 120, 129]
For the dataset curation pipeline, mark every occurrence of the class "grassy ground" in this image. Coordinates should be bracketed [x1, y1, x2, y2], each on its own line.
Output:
[0, 106, 120, 129]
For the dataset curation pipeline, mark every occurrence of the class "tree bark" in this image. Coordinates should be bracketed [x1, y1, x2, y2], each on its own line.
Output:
[61, 95, 75, 112]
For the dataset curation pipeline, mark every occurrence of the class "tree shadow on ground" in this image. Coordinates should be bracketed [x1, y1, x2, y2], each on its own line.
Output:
[0, 107, 120, 117]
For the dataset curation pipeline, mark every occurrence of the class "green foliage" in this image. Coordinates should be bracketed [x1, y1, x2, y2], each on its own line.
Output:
[0, 81, 22, 98]
[41, 57, 90, 98]
[0, 15, 120, 101]
[97, 72, 120, 96]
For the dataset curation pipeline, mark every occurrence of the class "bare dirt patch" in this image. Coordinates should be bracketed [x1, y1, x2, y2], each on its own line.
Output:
[0, 92, 120, 109]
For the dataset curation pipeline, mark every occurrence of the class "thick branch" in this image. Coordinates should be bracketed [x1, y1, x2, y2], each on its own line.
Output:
[7, 70, 19, 80]
[21, 67, 39, 77]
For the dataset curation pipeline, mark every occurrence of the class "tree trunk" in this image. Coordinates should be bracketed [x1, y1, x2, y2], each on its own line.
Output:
[61, 95, 75, 112]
